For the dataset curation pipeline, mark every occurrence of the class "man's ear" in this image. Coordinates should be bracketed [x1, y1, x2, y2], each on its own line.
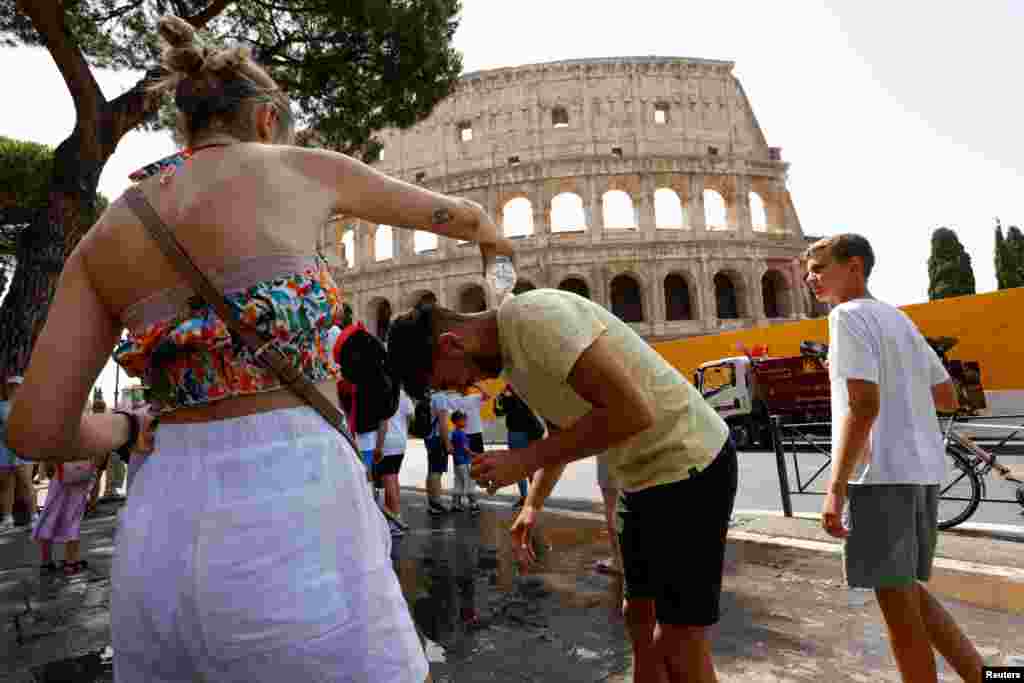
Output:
[437, 331, 466, 357]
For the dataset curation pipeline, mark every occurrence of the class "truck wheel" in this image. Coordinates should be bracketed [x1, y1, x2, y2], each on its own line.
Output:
[731, 423, 751, 451]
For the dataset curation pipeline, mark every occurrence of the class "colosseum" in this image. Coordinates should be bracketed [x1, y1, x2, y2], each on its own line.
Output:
[321, 56, 825, 342]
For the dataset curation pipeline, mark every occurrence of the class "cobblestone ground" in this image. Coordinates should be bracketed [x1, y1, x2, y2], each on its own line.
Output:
[2, 495, 1023, 682]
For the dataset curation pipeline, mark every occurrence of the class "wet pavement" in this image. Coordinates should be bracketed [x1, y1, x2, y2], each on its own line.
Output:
[2, 492, 1024, 682]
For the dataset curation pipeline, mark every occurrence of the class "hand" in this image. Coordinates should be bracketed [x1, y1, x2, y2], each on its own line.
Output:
[477, 213, 517, 279]
[821, 481, 849, 538]
[470, 448, 539, 495]
[510, 504, 538, 569]
[373, 447, 384, 465]
[134, 410, 158, 455]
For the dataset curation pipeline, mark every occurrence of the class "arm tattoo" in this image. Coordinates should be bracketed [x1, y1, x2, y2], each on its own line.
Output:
[432, 208, 452, 226]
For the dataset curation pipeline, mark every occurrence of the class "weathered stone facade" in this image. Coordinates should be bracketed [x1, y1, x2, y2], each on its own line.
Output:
[323, 56, 823, 340]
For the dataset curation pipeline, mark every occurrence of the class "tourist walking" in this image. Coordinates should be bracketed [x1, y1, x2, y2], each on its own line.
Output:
[594, 454, 622, 576]
[805, 233, 983, 683]
[6, 14, 512, 682]
[456, 383, 490, 458]
[33, 456, 100, 575]
[425, 389, 457, 514]
[387, 288, 736, 683]
[371, 388, 415, 535]
[1, 376, 37, 529]
[492, 383, 540, 505]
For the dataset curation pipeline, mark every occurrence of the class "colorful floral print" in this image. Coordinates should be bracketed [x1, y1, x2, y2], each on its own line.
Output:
[113, 263, 344, 413]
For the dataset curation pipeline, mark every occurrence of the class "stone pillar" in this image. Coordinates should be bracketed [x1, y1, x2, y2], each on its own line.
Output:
[700, 258, 715, 325]
[736, 175, 753, 239]
[652, 265, 665, 323]
[587, 176, 602, 244]
[638, 173, 656, 241]
[532, 181, 549, 236]
[591, 266, 607, 309]
[688, 174, 706, 234]
[395, 227, 414, 265]
[355, 222, 371, 271]
[749, 263, 765, 321]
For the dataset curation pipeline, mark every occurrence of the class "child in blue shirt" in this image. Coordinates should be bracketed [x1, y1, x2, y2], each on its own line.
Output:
[449, 410, 480, 514]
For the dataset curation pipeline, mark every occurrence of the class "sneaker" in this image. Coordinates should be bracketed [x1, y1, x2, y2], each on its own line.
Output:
[469, 502, 481, 516]
[387, 517, 406, 537]
[391, 514, 411, 531]
[428, 500, 449, 515]
[0, 518, 12, 532]
[451, 501, 466, 513]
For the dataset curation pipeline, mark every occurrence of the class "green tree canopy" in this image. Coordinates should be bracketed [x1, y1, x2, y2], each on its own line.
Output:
[0, 0, 462, 380]
[928, 227, 976, 300]
[995, 221, 1024, 290]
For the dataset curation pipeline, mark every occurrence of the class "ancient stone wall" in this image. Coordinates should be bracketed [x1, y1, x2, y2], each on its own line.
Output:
[323, 57, 817, 341]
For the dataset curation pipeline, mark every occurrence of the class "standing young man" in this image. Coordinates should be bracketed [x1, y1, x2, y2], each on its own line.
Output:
[425, 388, 456, 515]
[387, 289, 736, 683]
[805, 233, 982, 683]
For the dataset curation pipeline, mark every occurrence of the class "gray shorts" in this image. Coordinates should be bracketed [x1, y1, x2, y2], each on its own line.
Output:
[596, 454, 617, 490]
[843, 484, 939, 589]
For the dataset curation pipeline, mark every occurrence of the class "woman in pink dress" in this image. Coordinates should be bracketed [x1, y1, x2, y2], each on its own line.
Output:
[33, 460, 97, 575]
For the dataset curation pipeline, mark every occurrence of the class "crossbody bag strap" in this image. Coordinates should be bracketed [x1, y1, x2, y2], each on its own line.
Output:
[122, 187, 359, 454]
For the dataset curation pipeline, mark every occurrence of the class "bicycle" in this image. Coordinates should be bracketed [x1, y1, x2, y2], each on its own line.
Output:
[937, 412, 1024, 530]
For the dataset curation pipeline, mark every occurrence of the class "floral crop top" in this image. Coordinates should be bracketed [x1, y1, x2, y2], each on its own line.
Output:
[113, 254, 344, 414]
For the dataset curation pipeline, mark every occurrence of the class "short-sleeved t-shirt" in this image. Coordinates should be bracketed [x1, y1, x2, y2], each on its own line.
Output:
[457, 394, 485, 435]
[828, 298, 949, 485]
[381, 391, 415, 456]
[429, 391, 457, 440]
[450, 428, 472, 466]
[498, 289, 729, 492]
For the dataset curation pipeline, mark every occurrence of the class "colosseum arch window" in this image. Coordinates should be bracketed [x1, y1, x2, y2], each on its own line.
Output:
[512, 280, 536, 295]
[654, 102, 670, 125]
[502, 197, 534, 238]
[602, 190, 637, 230]
[407, 291, 437, 309]
[762, 270, 793, 318]
[550, 192, 587, 233]
[714, 272, 746, 319]
[458, 121, 473, 142]
[611, 274, 644, 323]
[341, 229, 355, 268]
[704, 189, 728, 231]
[458, 285, 488, 313]
[414, 230, 438, 254]
[374, 225, 394, 261]
[551, 106, 569, 128]
[664, 273, 693, 320]
[655, 188, 685, 229]
[750, 192, 768, 232]
[558, 277, 590, 300]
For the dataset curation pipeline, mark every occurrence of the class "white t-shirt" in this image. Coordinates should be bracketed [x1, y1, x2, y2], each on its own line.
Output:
[429, 391, 457, 440]
[356, 391, 415, 454]
[828, 298, 950, 485]
[457, 394, 485, 435]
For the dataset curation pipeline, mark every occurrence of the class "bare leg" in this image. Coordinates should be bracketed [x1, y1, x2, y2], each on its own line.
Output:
[64, 540, 80, 564]
[600, 486, 622, 573]
[659, 623, 718, 683]
[916, 582, 983, 683]
[876, 584, 938, 683]
[383, 474, 401, 516]
[624, 598, 668, 683]
[0, 470, 13, 519]
[39, 539, 52, 564]
[14, 464, 34, 515]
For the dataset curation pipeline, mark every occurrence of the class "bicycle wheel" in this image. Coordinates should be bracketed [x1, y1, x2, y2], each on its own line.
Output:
[937, 446, 982, 530]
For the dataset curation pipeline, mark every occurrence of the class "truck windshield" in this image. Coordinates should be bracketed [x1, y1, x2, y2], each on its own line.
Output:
[698, 364, 735, 398]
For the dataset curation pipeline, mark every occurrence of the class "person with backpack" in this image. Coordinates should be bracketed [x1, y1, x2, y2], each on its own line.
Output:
[493, 383, 541, 506]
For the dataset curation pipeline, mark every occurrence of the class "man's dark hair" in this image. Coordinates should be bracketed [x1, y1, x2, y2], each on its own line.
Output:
[805, 233, 875, 279]
[386, 303, 437, 402]
[450, 410, 466, 423]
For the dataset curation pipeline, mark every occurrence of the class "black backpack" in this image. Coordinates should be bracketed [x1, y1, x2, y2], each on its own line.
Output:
[334, 322, 399, 433]
[409, 397, 435, 439]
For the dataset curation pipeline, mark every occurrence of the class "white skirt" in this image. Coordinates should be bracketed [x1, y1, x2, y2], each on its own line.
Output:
[111, 406, 427, 683]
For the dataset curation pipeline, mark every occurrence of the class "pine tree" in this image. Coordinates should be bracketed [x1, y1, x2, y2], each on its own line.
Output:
[1003, 226, 1024, 289]
[928, 227, 976, 300]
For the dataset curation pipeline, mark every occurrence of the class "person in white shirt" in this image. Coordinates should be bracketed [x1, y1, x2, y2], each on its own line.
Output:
[805, 233, 982, 683]
[425, 389, 457, 514]
[455, 384, 491, 513]
[367, 390, 415, 535]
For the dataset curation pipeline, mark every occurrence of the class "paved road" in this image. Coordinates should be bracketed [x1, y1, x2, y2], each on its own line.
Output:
[398, 442, 1024, 528]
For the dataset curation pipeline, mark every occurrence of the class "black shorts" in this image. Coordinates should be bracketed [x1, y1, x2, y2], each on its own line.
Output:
[375, 453, 405, 477]
[425, 437, 448, 474]
[617, 439, 738, 626]
[467, 433, 484, 457]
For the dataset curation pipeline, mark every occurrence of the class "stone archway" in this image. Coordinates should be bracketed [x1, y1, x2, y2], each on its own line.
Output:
[610, 274, 644, 322]
[406, 290, 437, 309]
[457, 284, 488, 313]
[664, 273, 693, 320]
[512, 279, 536, 295]
[558, 277, 591, 300]
[762, 269, 793, 318]
[714, 272, 741, 319]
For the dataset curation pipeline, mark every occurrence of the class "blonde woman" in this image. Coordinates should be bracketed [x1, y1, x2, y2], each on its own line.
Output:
[8, 16, 511, 683]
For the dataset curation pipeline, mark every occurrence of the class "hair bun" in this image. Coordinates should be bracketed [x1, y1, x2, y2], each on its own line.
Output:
[158, 15, 206, 75]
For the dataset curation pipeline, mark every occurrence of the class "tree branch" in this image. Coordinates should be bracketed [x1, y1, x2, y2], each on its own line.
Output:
[188, 0, 233, 29]
[15, 0, 105, 122]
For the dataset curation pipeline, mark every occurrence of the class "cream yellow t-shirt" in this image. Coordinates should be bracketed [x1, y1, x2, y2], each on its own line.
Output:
[498, 289, 729, 492]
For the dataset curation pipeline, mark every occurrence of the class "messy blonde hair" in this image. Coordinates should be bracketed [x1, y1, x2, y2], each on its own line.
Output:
[149, 16, 294, 146]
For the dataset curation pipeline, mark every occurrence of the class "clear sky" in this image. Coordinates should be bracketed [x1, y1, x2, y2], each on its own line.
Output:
[2, 1, 1023, 396]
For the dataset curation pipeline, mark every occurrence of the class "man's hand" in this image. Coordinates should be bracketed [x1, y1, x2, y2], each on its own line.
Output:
[470, 447, 540, 494]
[373, 446, 384, 465]
[822, 480, 849, 538]
[510, 505, 539, 569]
